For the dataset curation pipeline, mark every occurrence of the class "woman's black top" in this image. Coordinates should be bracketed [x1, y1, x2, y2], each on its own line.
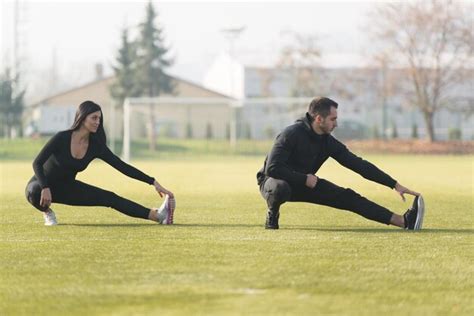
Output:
[32, 130, 154, 189]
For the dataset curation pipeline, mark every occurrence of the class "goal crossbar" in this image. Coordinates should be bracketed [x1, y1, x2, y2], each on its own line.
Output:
[121, 97, 312, 161]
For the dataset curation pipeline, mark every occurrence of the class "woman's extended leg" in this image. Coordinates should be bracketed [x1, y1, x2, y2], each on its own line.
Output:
[51, 180, 152, 220]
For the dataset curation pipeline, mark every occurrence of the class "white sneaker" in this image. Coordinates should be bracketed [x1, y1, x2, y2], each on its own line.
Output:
[43, 210, 58, 226]
[157, 195, 175, 225]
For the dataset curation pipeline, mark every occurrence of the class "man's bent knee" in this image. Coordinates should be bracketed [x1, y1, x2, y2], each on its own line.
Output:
[264, 178, 292, 204]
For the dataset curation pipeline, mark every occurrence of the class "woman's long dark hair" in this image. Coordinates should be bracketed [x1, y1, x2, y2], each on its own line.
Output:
[70, 100, 106, 145]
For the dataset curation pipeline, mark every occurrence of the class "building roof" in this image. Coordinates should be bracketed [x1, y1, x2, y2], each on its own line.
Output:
[29, 73, 233, 108]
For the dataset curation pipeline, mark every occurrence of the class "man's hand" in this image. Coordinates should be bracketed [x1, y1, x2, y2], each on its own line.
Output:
[394, 182, 419, 202]
[40, 188, 52, 208]
[153, 180, 174, 198]
[306, 174, 318, 188]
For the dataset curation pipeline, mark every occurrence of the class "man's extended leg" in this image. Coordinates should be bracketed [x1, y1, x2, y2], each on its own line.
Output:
[259, 178, 292, 229]
[291, 178, 394, 225]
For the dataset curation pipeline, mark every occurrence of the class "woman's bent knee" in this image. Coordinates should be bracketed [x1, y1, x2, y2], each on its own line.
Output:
[25, 179, 48, 212]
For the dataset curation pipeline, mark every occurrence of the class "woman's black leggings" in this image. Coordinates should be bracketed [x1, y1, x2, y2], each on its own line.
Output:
[25, 176, 150, 219]
[260, 177, 394, 225]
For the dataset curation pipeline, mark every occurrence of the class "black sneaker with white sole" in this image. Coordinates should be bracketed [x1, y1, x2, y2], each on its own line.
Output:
[403, 195, 425, 230]
[265, 210, 279, 230]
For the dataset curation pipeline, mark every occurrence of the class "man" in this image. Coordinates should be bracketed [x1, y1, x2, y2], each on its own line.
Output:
[256, 97, 424, 230]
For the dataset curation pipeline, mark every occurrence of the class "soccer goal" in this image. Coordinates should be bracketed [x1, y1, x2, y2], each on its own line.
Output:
[120, 97, 238, 161]
[118, 96, 312, 161]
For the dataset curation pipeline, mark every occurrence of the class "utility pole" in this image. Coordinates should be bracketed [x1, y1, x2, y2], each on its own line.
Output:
[375, 53, 390, 140]
[13, 0, 20, 82]
[221, 26, 245, 148]
[381, 60, 388, 140]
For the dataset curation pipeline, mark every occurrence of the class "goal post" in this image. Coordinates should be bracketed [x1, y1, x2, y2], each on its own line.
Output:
[119, 96, 314, 161]
[121, 97, 240, 162]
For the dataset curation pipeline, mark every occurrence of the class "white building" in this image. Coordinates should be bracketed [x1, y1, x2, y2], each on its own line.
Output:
[204, 53, 474, 140]
[25, 105, 76, 136]
[25, 74, 233, 142]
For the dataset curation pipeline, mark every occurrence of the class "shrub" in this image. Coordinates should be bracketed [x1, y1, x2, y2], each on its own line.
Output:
[411, 123, 418, 139]
[186, 123, 193, 139]
[448, 128, 461, 140]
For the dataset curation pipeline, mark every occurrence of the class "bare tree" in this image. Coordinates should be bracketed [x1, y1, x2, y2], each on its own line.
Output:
[276, 31, 363, 105]
[277, 30, 321, 97]
[369, 0, 473, 142]
[370, 53, 406, 139]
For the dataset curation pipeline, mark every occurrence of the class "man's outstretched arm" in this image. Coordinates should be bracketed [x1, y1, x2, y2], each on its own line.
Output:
[330, 137, 419, 199]
[394, 182, 420, 201]
[330, 138, 397, 188]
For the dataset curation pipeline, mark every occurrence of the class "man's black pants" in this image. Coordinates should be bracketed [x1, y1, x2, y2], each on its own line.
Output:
[259, 177, 393, 225]
[25, 176, 150, 219]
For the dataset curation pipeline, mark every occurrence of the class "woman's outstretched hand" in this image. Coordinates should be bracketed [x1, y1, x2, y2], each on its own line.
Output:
[153, 180, 174, 198]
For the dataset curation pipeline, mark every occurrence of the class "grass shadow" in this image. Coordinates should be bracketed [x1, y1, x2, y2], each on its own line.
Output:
[174, 223, 262, 228]
[51, 224, 474, 234]
[59, 223, 262, 228]
[288, 226, 474, 234]
[60, 223, 155, 227]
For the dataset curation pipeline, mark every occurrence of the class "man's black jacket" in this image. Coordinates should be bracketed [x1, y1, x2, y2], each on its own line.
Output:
[257, 113, 397, 189]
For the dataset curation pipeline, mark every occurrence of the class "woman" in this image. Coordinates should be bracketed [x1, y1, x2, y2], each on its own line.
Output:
[25, 100, 175, 226]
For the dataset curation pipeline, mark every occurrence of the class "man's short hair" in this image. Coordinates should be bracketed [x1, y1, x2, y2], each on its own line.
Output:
[308, 97, 338, 118]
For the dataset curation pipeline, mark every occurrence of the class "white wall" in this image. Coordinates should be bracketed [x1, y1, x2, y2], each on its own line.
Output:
[203, 53, 244, 99]
[31, 105, 76, 135]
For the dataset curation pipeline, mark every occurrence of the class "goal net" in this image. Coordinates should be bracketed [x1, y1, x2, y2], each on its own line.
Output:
[119, 97, 312, 161]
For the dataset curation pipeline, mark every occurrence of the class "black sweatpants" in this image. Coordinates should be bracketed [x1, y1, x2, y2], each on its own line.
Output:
[25, 176, 150, 219]
[259, 177, 394, 225]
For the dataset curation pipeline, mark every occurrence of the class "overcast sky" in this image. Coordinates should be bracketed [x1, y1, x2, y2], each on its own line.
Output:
[1, 0, 400, 100]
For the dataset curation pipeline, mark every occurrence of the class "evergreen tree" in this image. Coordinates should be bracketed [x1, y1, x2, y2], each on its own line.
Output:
[110, 27, 139, 107]
[0, 69, 25, 138]
[135, 1, 175, 151]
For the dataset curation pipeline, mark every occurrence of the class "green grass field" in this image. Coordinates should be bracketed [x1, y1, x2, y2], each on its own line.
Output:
[1, 154, 473, 315]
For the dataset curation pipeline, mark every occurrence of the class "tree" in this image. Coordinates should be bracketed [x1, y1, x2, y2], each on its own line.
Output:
[390, 120, 398, 139]
[185, 123, 193, 139]
[243, 122, 252, 139]
[205, 122, 213, 139]
[264, 126, 275, 140]
[110, 27, 140, 107]
[135, 1, 175, 151]
[277, 30, 321, 97]
[0, 69, 25, 138]
[411, 123, 419, 139]
[370, 0, 473, 142]
[276, 30, 358, 106]
[371, 53, 405, 140]
[371, 124, 380, 140]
